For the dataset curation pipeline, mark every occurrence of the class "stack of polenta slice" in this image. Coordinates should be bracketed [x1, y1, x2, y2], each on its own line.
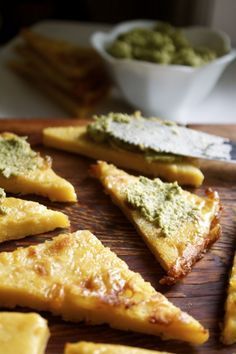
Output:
[8, 30, 110, 118]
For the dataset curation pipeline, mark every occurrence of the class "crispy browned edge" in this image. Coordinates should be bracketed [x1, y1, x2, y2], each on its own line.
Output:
[161, 189, 222, 285]
[90, 163, 222, 285]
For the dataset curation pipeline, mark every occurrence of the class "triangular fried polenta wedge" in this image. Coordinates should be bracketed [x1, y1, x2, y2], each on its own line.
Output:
[43, 125, 204, 187]
[0, 230, 208, 344]
[221, 253, 236, 345]
[91, 161, 221, 285]
[64, 341, 172, 354]
[0, 188, 69, 243]
[0, 312, 49, 354]
[0, 132, 76, 202]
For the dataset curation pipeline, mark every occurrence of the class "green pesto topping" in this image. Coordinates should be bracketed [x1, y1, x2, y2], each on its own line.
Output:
[145, 151, 184, 163]
[126, 176, 200, 237]
[87, 112, 131, 143]
[107, 21, 221, 67]
[0, 135, 44, 178]
[87, 113, 184, 163]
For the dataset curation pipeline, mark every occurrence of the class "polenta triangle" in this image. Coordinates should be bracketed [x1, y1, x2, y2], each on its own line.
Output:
[0, 312, 49, 354]
[221, 253, 236, 345]
[43, 123, 204, 187]
[0, 230, 208, 344]
[0, 188, 69, 243]
[91, 161, 221, 285]
[0, 132, 76, 202]
[64, 341, 172, 354]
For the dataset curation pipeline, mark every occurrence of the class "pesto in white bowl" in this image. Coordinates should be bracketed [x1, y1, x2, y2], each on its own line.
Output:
[91, 20, 236, 123]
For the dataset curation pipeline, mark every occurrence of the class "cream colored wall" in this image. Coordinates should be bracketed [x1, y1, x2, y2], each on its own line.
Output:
[192, 0, 236, 45]
[210, 0, 236, 45]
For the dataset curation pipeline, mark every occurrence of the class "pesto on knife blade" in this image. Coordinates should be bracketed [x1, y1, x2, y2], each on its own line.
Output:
[87, 112, 230, 162]
[87, 112, 184, 163]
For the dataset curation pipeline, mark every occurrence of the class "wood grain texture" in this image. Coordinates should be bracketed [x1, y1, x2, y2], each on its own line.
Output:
[0, 119, 235, 354]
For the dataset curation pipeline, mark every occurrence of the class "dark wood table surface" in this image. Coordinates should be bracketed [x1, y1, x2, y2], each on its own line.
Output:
[0, 119, 235, 354]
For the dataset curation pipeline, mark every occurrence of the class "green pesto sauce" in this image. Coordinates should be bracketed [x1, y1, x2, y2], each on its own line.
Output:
[87, 112, 131, 143]
[107, 22, 222, 67]
[0, 135, 43, 178]
[126, 176, 200, 237]
[87, 112, 184, 163]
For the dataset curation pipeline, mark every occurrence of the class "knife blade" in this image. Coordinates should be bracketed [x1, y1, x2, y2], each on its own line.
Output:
[107, 117, 235, 162]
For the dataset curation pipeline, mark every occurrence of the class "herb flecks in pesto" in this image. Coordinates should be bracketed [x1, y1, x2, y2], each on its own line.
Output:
[87, 112, 230, 162]
[87, 113, 183, 163]
[126, 176, 200, 237]
[0, 134, 44, 178]
[87, 112, 131, 143]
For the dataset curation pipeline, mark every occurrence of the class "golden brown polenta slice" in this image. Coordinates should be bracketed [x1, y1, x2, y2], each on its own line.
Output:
[0, 230, 208, 344]
[43, 125, 204, 187]
[64, 341, 173, 354]
[0, 312, 49, 354]
[91, 161, 221, 284]
[0, 132, 76, 202]
[221, 253, 236, 345]
[0, 188, 69, 243]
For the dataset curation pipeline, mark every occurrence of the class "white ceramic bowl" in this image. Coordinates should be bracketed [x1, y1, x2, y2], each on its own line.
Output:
[91, 20, 236, 122]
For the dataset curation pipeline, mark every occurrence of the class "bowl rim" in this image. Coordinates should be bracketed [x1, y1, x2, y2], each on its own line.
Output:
[91, 19, 236, 72]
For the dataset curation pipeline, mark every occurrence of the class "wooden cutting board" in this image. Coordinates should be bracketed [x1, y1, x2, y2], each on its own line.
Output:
[0, 119, 235, 354]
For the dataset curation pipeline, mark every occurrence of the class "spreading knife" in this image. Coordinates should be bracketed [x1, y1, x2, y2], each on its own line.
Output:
[107, 117, 236, 163]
